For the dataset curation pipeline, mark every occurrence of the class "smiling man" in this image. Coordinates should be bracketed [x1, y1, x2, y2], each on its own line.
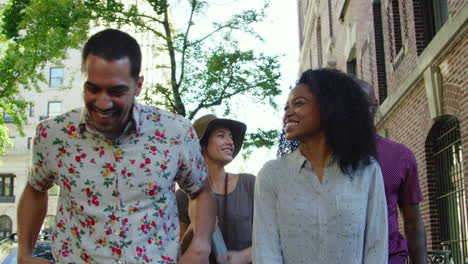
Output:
[17, 29, 216, 264]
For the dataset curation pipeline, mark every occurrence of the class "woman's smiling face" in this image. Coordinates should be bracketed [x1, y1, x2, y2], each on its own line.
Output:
[283, 84, 322, 142]
[204, 127, 235, 165]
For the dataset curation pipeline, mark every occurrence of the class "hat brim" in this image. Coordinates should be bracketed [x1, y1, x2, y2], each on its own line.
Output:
[204, 119, 246, 159]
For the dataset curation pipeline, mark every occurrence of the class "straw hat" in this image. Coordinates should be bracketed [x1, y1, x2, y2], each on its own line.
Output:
[192, 114, 246, 159]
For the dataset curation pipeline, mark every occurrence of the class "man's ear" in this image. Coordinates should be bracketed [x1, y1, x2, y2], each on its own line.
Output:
[135, 76, 144, 96]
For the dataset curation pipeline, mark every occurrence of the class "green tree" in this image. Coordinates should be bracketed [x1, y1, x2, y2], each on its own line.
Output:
[0, 0, 281, 154]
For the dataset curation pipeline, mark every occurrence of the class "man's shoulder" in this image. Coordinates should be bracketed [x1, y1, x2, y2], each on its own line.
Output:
[137, 104, 192, 130]
[377, 136, 414, 156]
[36, 108, 83, 131]
[32, 108, 83, 147]
[376, 136, 417, 169]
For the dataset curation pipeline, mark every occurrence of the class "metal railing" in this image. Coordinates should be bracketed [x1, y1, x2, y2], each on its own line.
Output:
[433, 117, 467, 264]
[427, 250, 451, 264]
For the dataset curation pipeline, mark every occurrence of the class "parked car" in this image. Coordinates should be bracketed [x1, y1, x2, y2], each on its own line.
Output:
[0, 234, 54, 264]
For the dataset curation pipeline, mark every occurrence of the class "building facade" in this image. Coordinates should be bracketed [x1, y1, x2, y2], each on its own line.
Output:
[0, 49, 84, 240]
[297, 0, 467, 262]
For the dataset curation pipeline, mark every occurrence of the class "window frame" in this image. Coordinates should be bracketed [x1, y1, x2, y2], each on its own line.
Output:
[49, 67, 64, 88]
[0, 215, 13, 239]
[0, 174, 15, 203]
[47, 101, 63, 118]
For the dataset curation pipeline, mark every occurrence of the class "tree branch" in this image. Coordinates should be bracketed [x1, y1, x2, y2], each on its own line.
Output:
[130, 12, 163, 24]
[177, 0, 197, 88]
[162, 8, 186, 116]
[188, 68, 258, 119]
[187, 23, 235, 47]
[111, 8, 164, 25]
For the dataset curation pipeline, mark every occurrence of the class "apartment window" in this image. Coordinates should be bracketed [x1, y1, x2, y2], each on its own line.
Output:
[27, 137, 32, 150]
[29, 105, 34, 117]
[413, 0, 449, 55]
[316, 19, 323, 68]
[391, 0, 403, 55]
[0, 174, 15, 203]
[346, 58, 357, 77]
[432, 0, 449, 33]
[47, 101, 62, 117]
[0, 215, 12, 239]
[49, 67, 64, 88]
[372, 1, 388, 103]
[327, 0, 334, 38]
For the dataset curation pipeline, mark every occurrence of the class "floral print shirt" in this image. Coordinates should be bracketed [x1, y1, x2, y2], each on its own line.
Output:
[29, 103, 207, 264]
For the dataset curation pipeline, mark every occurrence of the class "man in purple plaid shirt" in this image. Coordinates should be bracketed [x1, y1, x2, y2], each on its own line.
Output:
[358, 79, 427, 264]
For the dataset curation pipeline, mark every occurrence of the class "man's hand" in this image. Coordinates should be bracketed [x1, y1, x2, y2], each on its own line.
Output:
[226, 248, 252, 264]
[18, 256, 53, 264]
[178, 238, 211, 264]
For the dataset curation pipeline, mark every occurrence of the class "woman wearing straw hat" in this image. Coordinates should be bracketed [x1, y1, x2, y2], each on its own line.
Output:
[177, 114, 255, 264]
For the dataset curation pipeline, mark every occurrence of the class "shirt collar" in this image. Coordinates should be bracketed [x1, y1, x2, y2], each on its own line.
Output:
[78, 103, 142, 138]
[289, 148, 308, 173]
[288, 147, 338, 174]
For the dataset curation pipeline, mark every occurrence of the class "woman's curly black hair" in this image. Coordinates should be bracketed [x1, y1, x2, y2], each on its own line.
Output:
[277, 68, 376, 174]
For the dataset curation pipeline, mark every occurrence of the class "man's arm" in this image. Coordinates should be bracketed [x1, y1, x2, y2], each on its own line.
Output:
[401, 203, 427, 264]
[178, 183, 216, 264]
[226, 247, 252, 263]
[17, 183, 52, 264]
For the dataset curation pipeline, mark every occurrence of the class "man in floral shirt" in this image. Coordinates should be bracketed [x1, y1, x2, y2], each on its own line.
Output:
[17, 29, 216, 264]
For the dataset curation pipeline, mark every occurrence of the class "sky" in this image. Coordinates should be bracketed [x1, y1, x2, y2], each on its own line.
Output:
[179, 0, 300, 174]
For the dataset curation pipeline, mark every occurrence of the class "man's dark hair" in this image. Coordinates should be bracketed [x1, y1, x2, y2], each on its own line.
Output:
[82, 29, 142, 80]
[277, 68, 376, 174]
[355, 79, 378, 121]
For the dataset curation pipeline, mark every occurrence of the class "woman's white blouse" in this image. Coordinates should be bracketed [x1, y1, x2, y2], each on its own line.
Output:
[253, 149, 388, 264]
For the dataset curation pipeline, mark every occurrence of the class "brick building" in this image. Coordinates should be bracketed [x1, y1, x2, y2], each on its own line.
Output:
[297, 0, 467, 262]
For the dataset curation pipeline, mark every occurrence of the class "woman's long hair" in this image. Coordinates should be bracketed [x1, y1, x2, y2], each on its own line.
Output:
[277, 68, 376, 174]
